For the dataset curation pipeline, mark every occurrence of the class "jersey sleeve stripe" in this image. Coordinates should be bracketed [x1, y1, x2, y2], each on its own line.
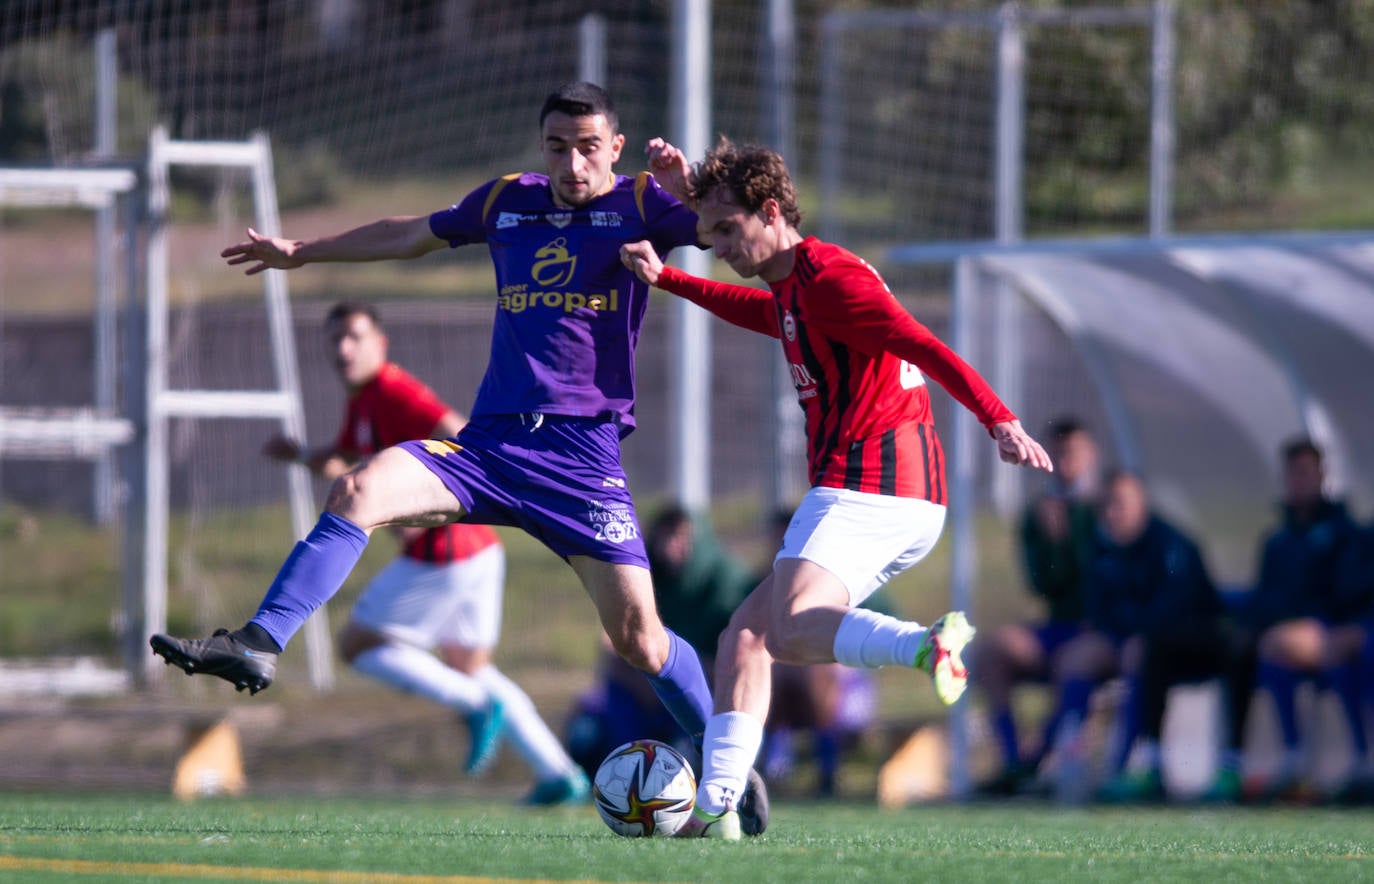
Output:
[480, 173, 522, 225]
[634, 172, 651, 223]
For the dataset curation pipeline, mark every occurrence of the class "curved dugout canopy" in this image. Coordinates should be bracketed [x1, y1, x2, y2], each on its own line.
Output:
[949, 237, 1374, 584]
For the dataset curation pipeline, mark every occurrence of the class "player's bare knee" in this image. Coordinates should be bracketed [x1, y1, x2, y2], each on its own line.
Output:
[736, 621, 780, 665]
[763, 626, 807, 663]
[713, 621, 764, 671]
[324, 471, 366, 520]
[439, 643, 489, 675]
[608, 630, 665, 674]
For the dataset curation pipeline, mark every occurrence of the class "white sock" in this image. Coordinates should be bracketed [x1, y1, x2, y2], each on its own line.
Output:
[475, 665, 577, 782]
[350, 643, 486, 713]
[832, 608, 926, 670]
[697, 711, 764, 816]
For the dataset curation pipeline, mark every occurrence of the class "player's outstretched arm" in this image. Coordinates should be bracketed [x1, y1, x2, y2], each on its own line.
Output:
[221, 216, 444, 275]
[992, 420, 1054, 472]
[645, 138, 693, 206]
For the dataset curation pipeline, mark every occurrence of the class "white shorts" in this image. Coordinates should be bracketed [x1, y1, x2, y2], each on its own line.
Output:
[776, 486, 947, 606]
[349, 544, 505, 651]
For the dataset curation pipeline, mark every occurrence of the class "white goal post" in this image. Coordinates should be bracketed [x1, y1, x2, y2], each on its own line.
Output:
[0, 165, 140, 689]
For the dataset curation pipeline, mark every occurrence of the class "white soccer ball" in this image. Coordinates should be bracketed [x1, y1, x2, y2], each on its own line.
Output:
[592, 739, 696, 837]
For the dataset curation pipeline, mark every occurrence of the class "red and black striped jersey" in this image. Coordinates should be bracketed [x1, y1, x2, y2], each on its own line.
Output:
[657, 237, 1016, 503]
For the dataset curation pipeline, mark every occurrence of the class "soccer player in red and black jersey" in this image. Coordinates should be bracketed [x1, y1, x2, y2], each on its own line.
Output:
[261, 302, 588, 804]
[621, 138, 1053, 837]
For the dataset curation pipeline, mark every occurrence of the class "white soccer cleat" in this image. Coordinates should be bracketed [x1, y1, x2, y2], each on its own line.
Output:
[914, 611, 975, 706]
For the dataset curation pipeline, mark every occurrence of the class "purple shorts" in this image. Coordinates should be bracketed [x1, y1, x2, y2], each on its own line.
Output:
[398, 414, 648, 567]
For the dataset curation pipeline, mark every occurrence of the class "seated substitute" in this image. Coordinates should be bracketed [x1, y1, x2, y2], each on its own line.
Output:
[1248, 438, 1369, 802]
[1046, 470, 1234, 803]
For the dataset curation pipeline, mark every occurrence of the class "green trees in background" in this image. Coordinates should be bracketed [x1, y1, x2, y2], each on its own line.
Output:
[3, 1, 1374, 227]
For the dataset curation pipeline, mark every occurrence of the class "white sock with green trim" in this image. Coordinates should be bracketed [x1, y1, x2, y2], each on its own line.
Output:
[832, 607, 927, 669]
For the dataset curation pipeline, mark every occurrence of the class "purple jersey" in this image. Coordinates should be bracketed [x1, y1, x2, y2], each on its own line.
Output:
[429, 172, 698, 432]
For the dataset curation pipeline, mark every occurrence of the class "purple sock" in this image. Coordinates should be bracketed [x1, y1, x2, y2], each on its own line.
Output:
[250, 512, 369, 649]
[644, 629, 714, 746]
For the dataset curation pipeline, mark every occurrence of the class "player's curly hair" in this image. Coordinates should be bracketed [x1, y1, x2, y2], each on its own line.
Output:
[689, 137, 802, 228]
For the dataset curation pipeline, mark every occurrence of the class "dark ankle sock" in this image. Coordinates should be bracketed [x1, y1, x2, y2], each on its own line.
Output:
[237, 622, 282, 653]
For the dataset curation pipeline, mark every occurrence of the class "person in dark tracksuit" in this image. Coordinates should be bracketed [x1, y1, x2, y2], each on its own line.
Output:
[1048, 470, 1248, 803]
[1249, 438, 1369, 802]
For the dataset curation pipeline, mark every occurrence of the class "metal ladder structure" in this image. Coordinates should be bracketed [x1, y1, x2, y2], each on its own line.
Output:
[144, 127, 332, 689]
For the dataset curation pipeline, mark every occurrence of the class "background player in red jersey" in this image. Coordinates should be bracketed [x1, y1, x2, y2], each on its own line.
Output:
[621, 137, 1052, 837]
[263, 302, 588, 804]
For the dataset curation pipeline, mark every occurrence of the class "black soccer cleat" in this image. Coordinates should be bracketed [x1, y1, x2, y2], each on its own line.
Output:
[149, 629, 277, 695]
[739, 767, 769, 836]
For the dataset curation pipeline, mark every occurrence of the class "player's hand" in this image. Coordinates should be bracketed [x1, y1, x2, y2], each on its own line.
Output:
[620, 241, 664, 285]
[992, 420, 1054, 472]
[261, 434, 302, 463]
[222, 227, 305, 275]
[644, 138, 693, 204]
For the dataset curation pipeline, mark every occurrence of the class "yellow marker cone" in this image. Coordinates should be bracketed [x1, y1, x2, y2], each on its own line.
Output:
[172, 718, 246, 800]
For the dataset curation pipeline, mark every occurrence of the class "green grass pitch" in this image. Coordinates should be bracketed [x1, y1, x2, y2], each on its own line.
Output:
[1, 793, 1372, 883]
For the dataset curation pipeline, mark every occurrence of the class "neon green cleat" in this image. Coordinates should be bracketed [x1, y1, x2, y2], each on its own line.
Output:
[914, 611, 975, 706]
[674, 805, 742, 840]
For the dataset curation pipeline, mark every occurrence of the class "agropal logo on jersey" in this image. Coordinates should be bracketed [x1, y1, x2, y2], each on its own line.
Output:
[498, 237, 620, 315]
[532, 237, 578, 286]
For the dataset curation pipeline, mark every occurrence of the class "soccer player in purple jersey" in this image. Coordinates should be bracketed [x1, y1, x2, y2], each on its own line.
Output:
[149, 83, 767, 832]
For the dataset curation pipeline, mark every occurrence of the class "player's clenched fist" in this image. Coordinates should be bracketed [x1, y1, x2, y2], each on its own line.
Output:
[221, 227, 305, 275]
[619, 241, 663, 285]
[644, 137, 692, 204]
